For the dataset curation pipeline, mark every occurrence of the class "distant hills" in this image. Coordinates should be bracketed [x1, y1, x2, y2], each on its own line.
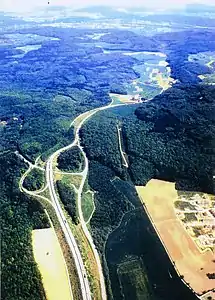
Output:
[73, 3, 215, 15]
[73, 5, 147, 18]
[2, 3, 215, 22]
[73, 5, 147, 14]
[184, 3, 215, 13]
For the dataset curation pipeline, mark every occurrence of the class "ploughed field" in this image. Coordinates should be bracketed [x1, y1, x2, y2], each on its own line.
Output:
[136, 180, 215, 296]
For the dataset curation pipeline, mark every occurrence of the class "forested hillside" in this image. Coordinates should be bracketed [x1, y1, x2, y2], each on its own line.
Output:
[0, 152, 49, 300]
[1, 7, 215, 300]
[81, 83, 214, 299]
[82, 84, 215, 194]
[130, 84, 215, 192]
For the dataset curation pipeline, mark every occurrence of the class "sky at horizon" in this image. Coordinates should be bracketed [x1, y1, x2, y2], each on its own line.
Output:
[0, 0, 215, 12]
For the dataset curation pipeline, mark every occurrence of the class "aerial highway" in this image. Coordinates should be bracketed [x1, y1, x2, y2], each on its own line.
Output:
[46, 100, 121, 300]
[46, 155, 92, 300]
[20, 96, 138, 300]
[45, 98, 134, 300]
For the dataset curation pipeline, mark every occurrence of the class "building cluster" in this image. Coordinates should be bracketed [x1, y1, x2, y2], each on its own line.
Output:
[196, 232, 215, 248]
[130, 94, 146, 102]
[175, 193, 215, 250]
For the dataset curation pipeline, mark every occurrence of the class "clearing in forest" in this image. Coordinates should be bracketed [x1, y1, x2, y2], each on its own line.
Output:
[32, 228, 72, 300]
[136, 179, 215, 296]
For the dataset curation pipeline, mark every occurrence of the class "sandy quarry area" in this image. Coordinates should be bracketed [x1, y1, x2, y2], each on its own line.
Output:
[32, 228, 72, 300]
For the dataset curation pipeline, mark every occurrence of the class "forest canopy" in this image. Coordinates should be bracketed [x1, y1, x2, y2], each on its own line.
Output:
[82, 84, 215, 194]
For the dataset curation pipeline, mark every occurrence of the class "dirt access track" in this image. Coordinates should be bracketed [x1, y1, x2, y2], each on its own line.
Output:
[136, 179, 215, 296]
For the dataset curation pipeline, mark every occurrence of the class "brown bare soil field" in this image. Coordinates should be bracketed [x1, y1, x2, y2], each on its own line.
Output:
[136, 180, 215, 295]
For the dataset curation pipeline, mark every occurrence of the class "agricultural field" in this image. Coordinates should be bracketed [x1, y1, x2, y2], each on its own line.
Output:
[189, 51, 215, 84]
[117, 258, 152, 300]
[199, 74, 215, 85]
[32, 228, 72, 300]
[125, 51, 175, 97]
[136, 180, 215, 296]
[188, 51, 215, 68]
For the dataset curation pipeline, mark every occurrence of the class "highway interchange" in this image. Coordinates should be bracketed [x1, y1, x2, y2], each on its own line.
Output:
[19, 97, 137, 300]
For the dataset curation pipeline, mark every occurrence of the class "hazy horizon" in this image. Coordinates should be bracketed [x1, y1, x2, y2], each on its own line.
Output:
[1, 0, 215, 13]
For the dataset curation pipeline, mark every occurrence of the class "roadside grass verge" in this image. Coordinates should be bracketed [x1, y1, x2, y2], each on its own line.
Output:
[82, 191, 95, 223]
[56, 185, 101, 300]
[33, 197, 82, 300]
[61, 174, 82, 191]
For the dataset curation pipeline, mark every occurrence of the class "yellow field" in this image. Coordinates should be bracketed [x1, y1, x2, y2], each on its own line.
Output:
[155, 73, 175, 90]
[136, 179, 215, 296]
[110, 93, 138, 103]
[54, 171, 63, 181]
[32, 228, 72, 300]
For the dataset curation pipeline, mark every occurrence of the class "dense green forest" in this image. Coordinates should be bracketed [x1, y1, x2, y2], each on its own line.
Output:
[87, 162, 134, 253]
[56, 180, 78, 224]
[23, 168, 44, 191]
[1, 9, 215, 300]
[57, 146, 84, 172]
[80, 116, 124, 176]
[82, 84, 215, 194]
[0, 152, 49, 300]
[132, 84, 215, 192]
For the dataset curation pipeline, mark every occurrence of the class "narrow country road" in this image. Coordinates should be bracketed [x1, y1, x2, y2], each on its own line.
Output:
[116, 124, 129, 168]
